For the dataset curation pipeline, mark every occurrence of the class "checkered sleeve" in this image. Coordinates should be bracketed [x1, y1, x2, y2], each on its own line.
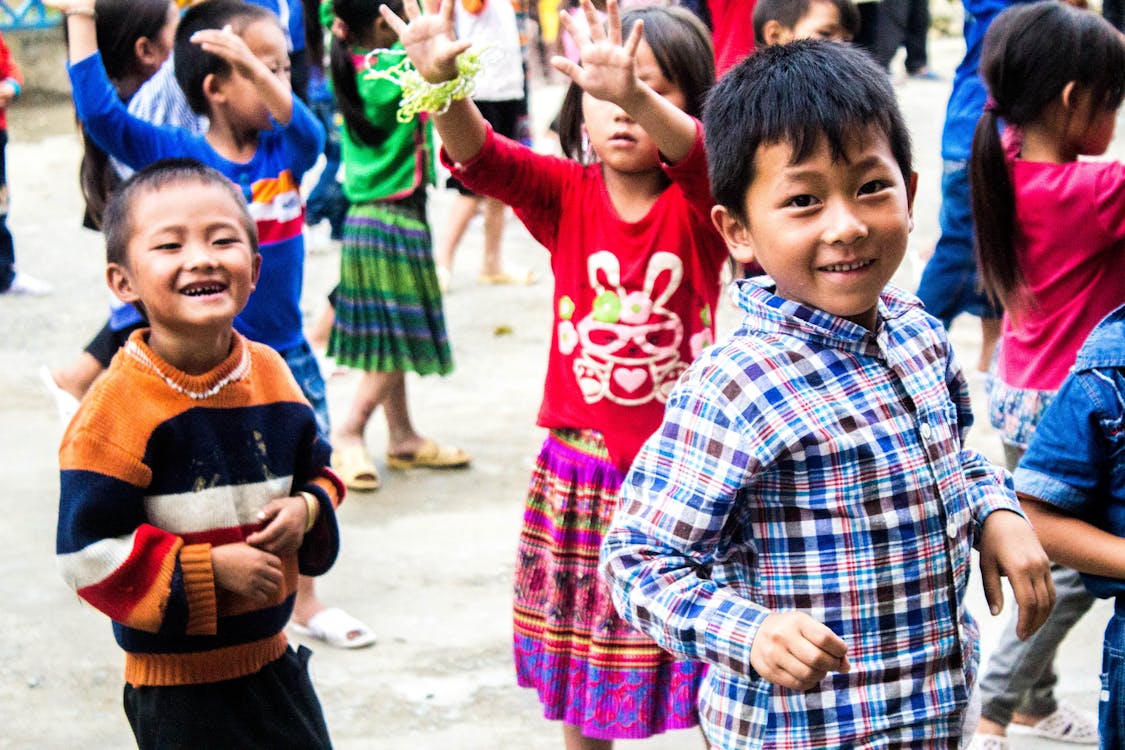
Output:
[943, 330, 1023, 535]
[603, 356, 771, 681]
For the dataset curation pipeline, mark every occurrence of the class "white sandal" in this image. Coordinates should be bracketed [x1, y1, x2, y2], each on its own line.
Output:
[1007, 703, 1099, 745]
[290, 607, 376, 649]
[965, 735, 1008, 750]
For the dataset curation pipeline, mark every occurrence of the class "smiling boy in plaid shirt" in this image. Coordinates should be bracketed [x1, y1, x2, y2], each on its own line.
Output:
[601, 41, 1055, 749]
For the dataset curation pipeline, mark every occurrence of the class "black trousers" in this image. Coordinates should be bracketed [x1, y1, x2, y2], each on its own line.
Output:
[123, 646, 332, 750]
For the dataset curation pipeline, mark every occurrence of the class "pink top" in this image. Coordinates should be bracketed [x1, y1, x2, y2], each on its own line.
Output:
[443, 123, 728, 471]
[999, 130, 1125, 391]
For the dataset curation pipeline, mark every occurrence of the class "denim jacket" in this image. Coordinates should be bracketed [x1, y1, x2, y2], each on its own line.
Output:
[1015, 303, 1125, 599]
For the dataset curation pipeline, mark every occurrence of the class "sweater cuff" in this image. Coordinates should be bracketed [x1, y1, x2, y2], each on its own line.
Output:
[181, 543, 217, 636]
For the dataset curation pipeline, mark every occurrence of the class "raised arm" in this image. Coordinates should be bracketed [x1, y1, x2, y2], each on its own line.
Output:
[553, 0, 697, 164]
[43, 0, 98, 63]
[189, 25, 294, 125]
[379, 0, 487, 163]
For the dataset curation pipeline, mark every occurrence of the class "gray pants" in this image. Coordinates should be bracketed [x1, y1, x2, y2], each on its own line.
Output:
[978, 445, 1098, 725]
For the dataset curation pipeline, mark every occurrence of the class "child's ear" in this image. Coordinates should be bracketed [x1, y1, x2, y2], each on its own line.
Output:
[106, 263, 140, 305]
[906, 170, 918, 230]
[711, 204, 756, 265]
[250, 252, 262, 291]
[134, 36, 164, 75]
[1061, 80, 1078, 111]
[202, 72, 226, 108]
[762, 20, 793, 46]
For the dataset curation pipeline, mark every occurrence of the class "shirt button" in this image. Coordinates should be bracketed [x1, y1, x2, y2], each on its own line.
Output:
[919, 421, 933, 441]
[948, 520, 958, 539]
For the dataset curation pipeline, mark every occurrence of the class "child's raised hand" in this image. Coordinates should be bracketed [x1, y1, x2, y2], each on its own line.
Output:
[380, 0, 472, 84]
[246, 495, 308, 556]
[750, 611, 851, 691]
[211, 542, 284, 602]
[978, 509, 1055, 639]
[190, 25, 276, 87]
[552, 0, 644, 110]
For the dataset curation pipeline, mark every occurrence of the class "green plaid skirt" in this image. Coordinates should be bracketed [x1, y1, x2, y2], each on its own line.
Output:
[327, 194, 453, 375]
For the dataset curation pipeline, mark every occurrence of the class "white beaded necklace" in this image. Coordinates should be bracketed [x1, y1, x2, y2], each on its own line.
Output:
[125, 339, 251, 400]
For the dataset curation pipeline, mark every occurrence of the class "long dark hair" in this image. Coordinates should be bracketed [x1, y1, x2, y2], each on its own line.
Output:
[329, 0, 404, 148]
[80, 0, 172, 228]
[970, 1, 1125, 312]
[558, 5, 714, 164]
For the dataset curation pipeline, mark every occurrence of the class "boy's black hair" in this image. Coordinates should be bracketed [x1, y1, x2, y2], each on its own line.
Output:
[328, 0, 405, 148]
[971, 1, 1125, 311]
[751, 0, 860, 46]
[558, 5, 714, 164]
[704, 40, 911, 223]
[174, 0, 278, 116]
[104, 158, 258, 268]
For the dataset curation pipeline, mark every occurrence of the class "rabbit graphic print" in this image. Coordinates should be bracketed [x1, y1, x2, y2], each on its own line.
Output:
[557, 250, 711, 407]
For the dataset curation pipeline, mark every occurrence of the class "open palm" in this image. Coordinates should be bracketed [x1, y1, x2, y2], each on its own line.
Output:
[380, 0, 472, 83]
[552, 0, 644, 108]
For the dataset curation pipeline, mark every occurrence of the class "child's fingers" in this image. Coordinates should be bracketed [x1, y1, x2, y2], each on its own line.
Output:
[1011, 566, 1055, 640]
[604, 0, 621, 46]
[400, 0, 423, 22]
[557, 9, 590, 50]
[438, 0, 456, 25]
[622, 18, 643, 59]
[798, 617, 849, 660]
[379, 4, 410, 35]
[582, 0, 606, 43]
[978, 551, 1004, 617]
[550, 56, 582, 84]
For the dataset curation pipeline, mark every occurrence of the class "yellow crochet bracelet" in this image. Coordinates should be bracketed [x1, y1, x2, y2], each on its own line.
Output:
[363, 47, 491, 123]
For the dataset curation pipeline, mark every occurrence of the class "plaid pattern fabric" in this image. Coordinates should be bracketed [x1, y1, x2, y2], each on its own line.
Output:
[602, 278, 1021, 749]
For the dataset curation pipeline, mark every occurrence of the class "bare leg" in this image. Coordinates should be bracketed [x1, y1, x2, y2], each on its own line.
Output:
[480, 196, 507, 277]
[975, 716, 1007, 737]
[978, 317, 1001, 373]
[52, 352, 106, 400]
[435, 193, 483, 276]
[293, 575, 326, 626]
[332, 369, 403, 449]
[382, 373, 426, 456]
[562, 723, 613, 750]
[307, 303, 335, 352]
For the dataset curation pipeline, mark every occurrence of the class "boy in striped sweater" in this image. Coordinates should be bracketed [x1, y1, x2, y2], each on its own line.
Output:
[56, 159, 342, 749]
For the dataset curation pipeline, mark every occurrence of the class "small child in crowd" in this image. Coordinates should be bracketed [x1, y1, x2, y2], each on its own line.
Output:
[602, 40, 1055, 748]
[752, 0, 859, 46]
[383, 0, 725, 745]
[0, 29, 48, 296]
[50, 0, 375, 649]
[55, 158, 341, 749]
[1017, 303, 1125, 750]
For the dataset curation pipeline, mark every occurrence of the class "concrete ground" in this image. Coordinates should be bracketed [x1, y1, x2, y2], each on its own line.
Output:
[0, 35, 1115, 749]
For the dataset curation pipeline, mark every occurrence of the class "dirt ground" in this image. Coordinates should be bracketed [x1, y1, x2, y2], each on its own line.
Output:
[0, 36, 1112, 749]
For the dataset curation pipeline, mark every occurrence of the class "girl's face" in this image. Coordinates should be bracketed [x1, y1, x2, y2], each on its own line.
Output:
[224, 18, 291, 131]
[581, 39, 687, 175]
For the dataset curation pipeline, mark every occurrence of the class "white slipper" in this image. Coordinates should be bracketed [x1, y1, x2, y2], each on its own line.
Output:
[290, 607, 376, 649]
[39, 365, 80, 426]
[965, 734, 1008, 750]
[1007, 703, 1099, 744]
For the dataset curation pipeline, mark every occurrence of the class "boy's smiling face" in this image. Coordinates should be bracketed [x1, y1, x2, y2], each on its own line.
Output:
[713, 126, 915, 330]
[108, 180, 260, 352]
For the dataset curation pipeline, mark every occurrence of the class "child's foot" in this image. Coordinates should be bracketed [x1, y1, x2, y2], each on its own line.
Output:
[386, 437, 471, 469]
[2, 271, 52, 296]
[1008, 704, 1098, 744]
[290, 607, 376, 649]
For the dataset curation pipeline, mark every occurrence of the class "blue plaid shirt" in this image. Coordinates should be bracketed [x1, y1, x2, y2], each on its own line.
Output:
[602, 278, 1021, 749]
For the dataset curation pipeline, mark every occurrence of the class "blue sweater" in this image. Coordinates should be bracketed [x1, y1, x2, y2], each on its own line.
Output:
[69, 52, 326, 354]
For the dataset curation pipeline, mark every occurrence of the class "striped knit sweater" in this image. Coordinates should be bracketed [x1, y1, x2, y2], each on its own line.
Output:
[56, 330, 344, 687]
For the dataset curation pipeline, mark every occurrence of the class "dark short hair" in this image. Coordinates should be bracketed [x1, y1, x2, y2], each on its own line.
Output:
[752, 0, 860, 46]
[174, 0, 278, 115]
[558, 5, 715, 163]
[704, 40, 912, 222]
[104, 158, 257, 267]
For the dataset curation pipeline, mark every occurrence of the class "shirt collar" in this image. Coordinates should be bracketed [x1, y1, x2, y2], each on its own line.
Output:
[733, 276, 920, 351]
